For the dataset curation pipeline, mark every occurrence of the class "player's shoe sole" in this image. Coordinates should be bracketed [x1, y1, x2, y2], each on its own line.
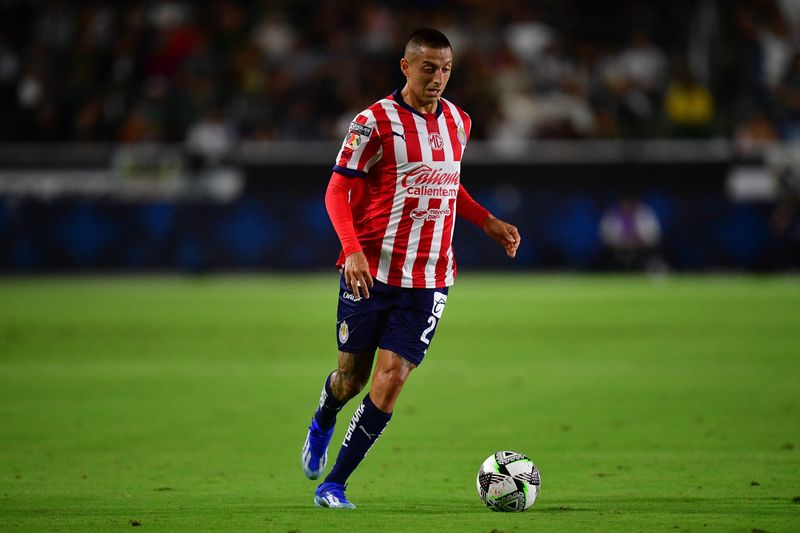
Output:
[301, 419, 334, 480]
[314, 482, 356, 509]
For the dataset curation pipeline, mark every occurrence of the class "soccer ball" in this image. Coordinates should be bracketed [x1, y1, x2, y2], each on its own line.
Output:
[476, 451, 540, 512]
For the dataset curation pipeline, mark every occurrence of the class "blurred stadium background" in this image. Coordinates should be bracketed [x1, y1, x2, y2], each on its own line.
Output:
[1, 0, 799, 273]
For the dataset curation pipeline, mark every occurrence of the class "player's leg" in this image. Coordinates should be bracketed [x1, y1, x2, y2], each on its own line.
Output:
[302, 351, 373, 480]
[316, 286, 447, 508]
[303, 273, 390, 483]
[314, 349, 412, 509]
[317, 351, 375, 427]
[367, 349, 416, 411]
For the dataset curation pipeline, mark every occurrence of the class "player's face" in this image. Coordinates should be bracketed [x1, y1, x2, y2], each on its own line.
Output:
[401, 46, 453, 112]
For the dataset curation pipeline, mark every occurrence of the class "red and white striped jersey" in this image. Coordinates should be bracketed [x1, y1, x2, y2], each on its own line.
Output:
[332, 90, 472, 289]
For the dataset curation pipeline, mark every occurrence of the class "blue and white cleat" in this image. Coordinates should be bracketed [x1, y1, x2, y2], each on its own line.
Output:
[314, 482, 356, 509]
[301, 418, 335, 480]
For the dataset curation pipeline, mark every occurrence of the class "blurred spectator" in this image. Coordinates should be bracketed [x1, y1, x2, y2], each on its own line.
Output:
[599, 197, 665, 272]
[734, 110, 779, 154]
[185, 108, 235, 165]
[774, 52, 800, 139]
[616, 29, 668, 137]
[251, 12, 295, 61]
[664, 64, 716, 137]
[619, 30, 668, 97]
[758, 4, 793, 90]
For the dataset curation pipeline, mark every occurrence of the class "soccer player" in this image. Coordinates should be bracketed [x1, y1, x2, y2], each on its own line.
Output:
[302, 28, 521, 509]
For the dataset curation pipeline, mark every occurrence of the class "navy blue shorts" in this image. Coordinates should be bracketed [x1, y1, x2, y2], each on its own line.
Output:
[335, 274, 449, 366]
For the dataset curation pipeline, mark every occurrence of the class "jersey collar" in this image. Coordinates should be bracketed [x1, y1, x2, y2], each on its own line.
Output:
[392, 89, 443, 119]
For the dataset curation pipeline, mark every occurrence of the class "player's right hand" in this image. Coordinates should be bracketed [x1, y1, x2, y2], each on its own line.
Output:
[344, 251, 374, 299]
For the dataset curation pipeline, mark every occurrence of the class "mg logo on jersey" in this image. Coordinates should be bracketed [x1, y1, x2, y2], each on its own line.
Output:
[428, 132, 444, 151]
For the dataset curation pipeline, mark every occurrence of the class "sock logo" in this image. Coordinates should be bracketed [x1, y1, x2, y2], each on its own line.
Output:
[358, 425, 378, 440]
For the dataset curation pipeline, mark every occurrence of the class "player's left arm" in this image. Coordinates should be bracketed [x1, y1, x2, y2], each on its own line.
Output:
[457, 184, 521, 258]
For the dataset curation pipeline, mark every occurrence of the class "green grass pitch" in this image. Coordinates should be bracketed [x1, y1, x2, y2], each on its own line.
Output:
[1, 274, 799, 532]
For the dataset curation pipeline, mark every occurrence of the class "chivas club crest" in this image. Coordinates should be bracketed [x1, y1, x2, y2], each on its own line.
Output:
[457, 124, 467, 145]
[338, 320, 349, 344]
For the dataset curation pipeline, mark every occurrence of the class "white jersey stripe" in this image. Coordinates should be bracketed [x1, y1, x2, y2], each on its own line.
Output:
[413, 113, 434, 162]
[444, 246, 455, 286]
[376, 101, 408, 284]
[437, 105, 457, 161]
[354, 108, 377, 170]
[400, 196, 428, 287]
[445, 98, 469, 156]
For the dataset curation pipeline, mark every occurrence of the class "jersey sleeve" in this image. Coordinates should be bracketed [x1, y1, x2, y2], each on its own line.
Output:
[457, 183, 490, 227]
[462, 110, 472, 148]
[325, 172, 362, 256]
[332, 112, 383, 178]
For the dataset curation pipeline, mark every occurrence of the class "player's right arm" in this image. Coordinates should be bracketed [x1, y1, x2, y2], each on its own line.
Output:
[327, 111, 383, 298]
[325, 172, 374, 299]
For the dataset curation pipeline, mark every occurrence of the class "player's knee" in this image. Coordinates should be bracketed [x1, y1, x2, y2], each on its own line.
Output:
[370, 370, 408, 412]
[374, 366, 408, 392]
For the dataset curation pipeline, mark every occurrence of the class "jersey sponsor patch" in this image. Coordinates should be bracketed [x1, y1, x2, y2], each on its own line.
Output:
[349, 122, 373, 137]
[344, 131, 361, 150]
[410, 206, 451, 221]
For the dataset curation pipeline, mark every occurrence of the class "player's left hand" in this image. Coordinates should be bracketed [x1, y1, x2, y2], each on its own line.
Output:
[482, 215, 521, 258]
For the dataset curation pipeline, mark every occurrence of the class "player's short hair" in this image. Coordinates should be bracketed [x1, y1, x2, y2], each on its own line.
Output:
[404, 28, 452, 60]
